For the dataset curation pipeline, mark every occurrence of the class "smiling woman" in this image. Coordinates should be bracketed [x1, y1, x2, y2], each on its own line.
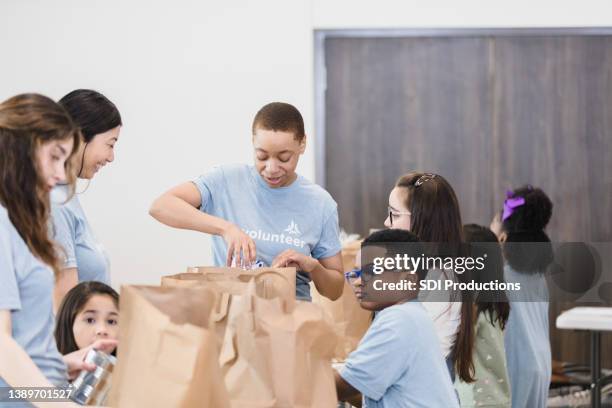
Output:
[51, 89, 123, 312]
[0, 93, 100, 393]
[150, 102, 345, 301]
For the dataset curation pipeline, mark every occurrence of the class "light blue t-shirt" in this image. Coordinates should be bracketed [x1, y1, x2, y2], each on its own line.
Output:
[50, 185, 110, 284]
[192, 164, 342, 301]
[504, 265, 551, 408]
[340, 300, 459, 408]
[0, 205, 67, 388]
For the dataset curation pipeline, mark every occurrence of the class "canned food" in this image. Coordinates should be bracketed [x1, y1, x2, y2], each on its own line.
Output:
[70, 349, 116, 406]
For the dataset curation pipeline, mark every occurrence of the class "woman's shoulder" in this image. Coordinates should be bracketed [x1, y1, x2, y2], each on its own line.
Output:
[199, 163, 252, 184]
[0, 205, 11, 230]
[50, 187, 87, 231]
[295, 176, 337, 207]
[0, 205, 22, 247]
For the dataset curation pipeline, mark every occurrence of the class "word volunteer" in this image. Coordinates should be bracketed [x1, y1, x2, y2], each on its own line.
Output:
[243, 227, 307, 249]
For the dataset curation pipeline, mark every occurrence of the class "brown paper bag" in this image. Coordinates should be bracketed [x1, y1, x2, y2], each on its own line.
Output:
[108, 285, 230, 408]
[161, 267, 297, 354]
[310, 240, 372, 360]
[181, 266, 297, 295]
[222, 271, 338, 408]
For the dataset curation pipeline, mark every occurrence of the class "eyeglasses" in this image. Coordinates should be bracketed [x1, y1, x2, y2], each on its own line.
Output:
[388, 206, 411, 227]
[344, 268, 362, 281]
[414, 173, 437, 187]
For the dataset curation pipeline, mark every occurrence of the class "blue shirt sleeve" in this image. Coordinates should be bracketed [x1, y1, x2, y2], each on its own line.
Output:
[311, 203, 341, 260]
[51, 205, 78, 269]
[340, 307, 413, 401]
[0, 223, 21, 311]
[192, 166, 225, 212]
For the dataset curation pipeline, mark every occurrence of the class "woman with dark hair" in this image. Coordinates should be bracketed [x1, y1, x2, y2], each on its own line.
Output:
[55, 281, 119, 356]
[384, 172, 475, 384]
[52, 89, 122, 310]
[0, 93, 115, 394]
[455, 224, 511, 408]
[490, 186, 553, 408]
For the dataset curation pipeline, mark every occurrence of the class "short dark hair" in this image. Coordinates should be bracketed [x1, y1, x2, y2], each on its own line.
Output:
[59, 89, 122, 143]
[362, 229, 427, 280]
[55, 281, 119, 355]
[252, 102, 305, 141]
[363, 228, 420, 244]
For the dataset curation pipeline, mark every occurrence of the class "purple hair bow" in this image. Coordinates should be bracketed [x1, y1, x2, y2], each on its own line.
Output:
[502, 190, 525, 221]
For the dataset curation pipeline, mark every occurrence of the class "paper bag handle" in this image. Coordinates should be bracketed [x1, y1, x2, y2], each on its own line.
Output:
[210, 292, 231, 322]
[248, 269, 296, 312]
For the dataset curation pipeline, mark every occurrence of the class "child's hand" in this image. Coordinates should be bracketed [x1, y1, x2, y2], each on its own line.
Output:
[63, 339, 118, 380]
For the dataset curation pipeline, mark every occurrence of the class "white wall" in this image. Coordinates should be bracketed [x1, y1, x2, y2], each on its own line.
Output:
[1, 0, 610, 289]
[313, 0, 612, 28]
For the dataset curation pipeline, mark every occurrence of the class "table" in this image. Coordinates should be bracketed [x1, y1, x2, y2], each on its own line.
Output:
[556, 307, 612, 408]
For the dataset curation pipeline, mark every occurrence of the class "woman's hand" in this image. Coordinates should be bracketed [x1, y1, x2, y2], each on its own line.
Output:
[63, 339, 118, 380]
[221, 223, 257, 268]
[272, 249, 319, 274]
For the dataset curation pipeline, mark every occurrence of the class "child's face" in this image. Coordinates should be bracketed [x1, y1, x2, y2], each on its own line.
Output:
[349, 249, 419, 311]
[73, 294, 119, 350]
[349, 249, 383, 311]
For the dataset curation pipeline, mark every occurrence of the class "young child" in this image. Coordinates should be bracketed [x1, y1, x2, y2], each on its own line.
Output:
[455, 224, 511, 408]
[490, 186, 553, 408]
[384, 172, 475, 384]
[55, 281, 119, 355]
[337, 229, 459, 407]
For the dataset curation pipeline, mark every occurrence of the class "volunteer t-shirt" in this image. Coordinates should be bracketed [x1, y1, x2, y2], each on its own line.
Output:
[50, 185, 110, 284]
[192, 164, 341, 300]
[0, 205, 67, 387]
[340, 300, 459, 408]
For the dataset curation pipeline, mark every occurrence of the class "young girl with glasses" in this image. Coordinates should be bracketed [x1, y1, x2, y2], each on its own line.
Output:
[384, 172, 476, 385]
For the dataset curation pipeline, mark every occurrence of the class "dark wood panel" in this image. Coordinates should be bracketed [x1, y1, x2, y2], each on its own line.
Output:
[324, 34, 612, 367]
[325, 36, 494, 235]
[492, 36, 612, 367]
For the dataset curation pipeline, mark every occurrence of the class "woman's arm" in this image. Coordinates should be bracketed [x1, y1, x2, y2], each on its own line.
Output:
[53, 268, 78, 313]
[272, 251, 344, 300]
[149, 182, 256, 266]
[149, 182, 226, 233]
[311, 254, 344, 300]
[0, 310, 54, 388]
